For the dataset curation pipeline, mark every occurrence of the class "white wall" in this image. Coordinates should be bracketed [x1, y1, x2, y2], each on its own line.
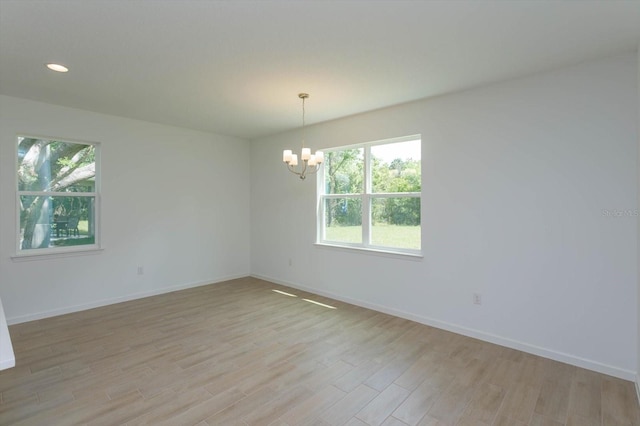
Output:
[0, 95, 251, 323]
[251, 53, 639, 380]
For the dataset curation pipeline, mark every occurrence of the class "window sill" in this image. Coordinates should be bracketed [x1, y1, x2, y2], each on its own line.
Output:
[314, 242, 423, 260]
[11, 246, 104, 262]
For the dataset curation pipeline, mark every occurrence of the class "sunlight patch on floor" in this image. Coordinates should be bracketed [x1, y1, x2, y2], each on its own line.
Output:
[272, 289, 298, 297]
[302, 298, 337, 309]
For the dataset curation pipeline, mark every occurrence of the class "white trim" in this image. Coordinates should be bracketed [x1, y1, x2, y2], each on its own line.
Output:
[636, 375, 640, 407]
[15, 135, 101, 256]
[363, 145, 371, 245]
[0, 297, 15, 370]
[11, 247, 103, 261]
[6, 274, 248, 325]
[318, 135, 422, 254]
[17, 133, 101, 147]
[252, 273, 636, 381]
[314, 242, 423, 259]
[321, 192, 420, 200]
[319, 134, 421, 152]
[18, 191, 98, 197]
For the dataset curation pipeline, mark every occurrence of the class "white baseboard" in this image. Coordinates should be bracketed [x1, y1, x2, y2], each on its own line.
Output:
[636, 375, 640, 407]
[252, 274, 636, 382]
[7, 273, 249, 325]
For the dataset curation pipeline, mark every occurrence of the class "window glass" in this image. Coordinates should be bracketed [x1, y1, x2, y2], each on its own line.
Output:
[324, 197, 363, 244]
[324, 148, 364, 194]
[371, 197, 421, 249]
[17, 137, 99, 253]
[371, 140, 421, 193]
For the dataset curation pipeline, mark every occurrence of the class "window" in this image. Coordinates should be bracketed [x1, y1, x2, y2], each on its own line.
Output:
[318, 135, 421, 255]
[17, 136, 99, 255]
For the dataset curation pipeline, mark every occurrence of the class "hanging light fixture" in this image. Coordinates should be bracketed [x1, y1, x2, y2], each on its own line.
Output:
[283, 93, 324, 180]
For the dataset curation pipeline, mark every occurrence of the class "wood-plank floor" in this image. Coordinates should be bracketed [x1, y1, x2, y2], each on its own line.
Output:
[0, 277, 638, 425]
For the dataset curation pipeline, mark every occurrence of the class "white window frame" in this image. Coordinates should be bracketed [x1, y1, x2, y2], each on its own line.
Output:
[316, 135, 422, 257]
[14, 135, 101, 259]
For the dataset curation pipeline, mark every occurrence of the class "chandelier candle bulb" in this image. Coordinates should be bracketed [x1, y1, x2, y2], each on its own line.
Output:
[315, 151, 324, 163]
[290, 154, 298, 166]
[308, 155, 317, 166]
[301, 148, 311, 160]
[283, 150, 293, 163]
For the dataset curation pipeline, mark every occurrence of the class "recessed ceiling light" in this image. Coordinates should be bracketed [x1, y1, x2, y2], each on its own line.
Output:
[46, 63, 69, 73]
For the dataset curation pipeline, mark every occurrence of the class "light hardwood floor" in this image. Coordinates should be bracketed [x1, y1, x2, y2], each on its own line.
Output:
[0, 277, 638, 425]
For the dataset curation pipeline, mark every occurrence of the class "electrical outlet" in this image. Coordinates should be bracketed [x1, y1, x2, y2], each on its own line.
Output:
[137, 266, 144, 275]
[473, 293, 482, 305]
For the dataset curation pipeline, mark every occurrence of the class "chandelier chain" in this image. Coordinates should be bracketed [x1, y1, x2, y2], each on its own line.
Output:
[301, 95, 306, 148]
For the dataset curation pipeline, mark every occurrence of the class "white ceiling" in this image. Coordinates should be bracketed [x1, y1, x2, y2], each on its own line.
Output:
[1, 1, 639, 140]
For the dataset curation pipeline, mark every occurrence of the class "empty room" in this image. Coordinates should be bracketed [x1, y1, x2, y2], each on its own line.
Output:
[1, 1, 640, 425]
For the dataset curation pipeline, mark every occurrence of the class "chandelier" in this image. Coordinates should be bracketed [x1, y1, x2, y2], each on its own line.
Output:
[282, 93, 324, 180]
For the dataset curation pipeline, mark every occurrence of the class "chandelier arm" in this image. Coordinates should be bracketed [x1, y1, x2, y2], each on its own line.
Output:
[304, 165, 321, 174]
[285, 159, 320, 174]
[287, 162, 308, 180]
[286, 163, 302, 176]
[285, 160, 321, 180]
